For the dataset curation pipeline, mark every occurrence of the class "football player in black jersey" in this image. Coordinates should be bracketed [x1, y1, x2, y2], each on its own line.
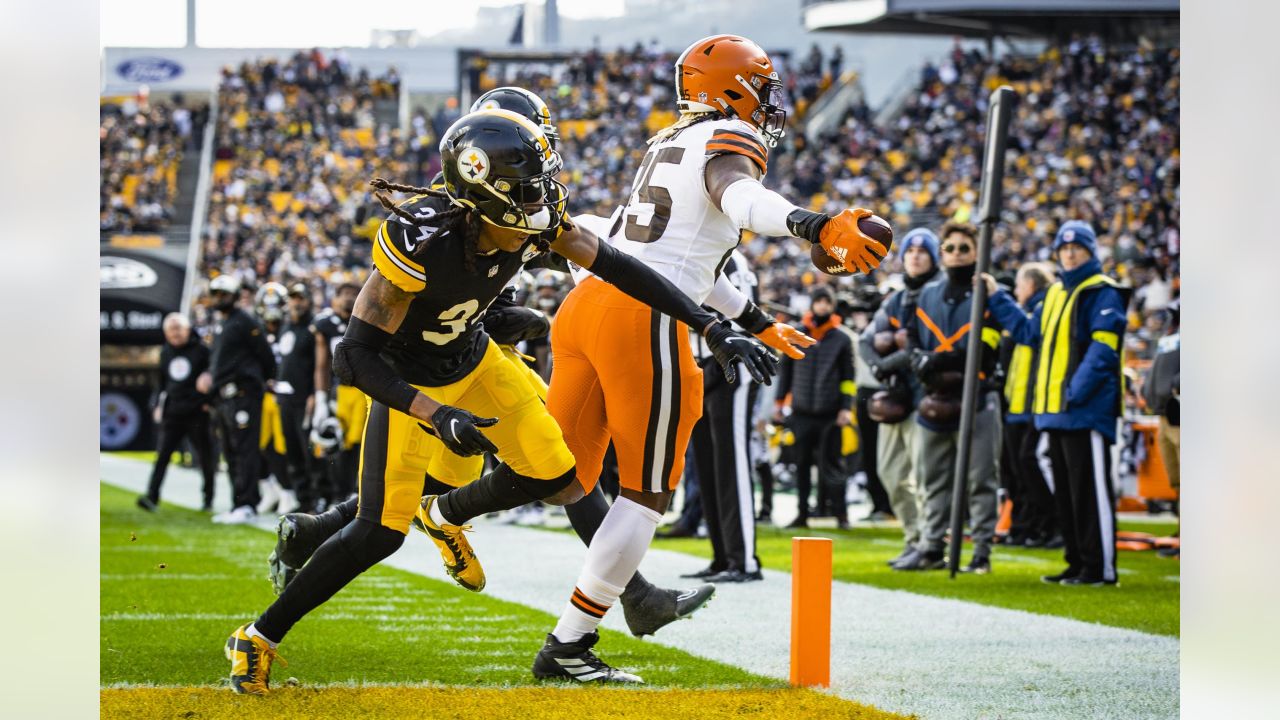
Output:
[309, 281, 365, 506]
[265, 87, 718, 634]
[275, 284, 318, 509]
[225, 109, 776, 694]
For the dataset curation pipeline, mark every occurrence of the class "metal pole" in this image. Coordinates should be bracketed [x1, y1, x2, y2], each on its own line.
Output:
[947, 85, 1015, 578]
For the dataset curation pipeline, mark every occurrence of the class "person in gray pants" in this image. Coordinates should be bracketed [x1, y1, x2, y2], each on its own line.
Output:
[898, 222, 1002, 573]
[859, 228, 942, 568]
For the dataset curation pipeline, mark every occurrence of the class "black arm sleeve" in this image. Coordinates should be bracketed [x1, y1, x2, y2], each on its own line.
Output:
[332, 317, 420, 415]
[588, 241, 716, 332]
[526, 251, 572, 273]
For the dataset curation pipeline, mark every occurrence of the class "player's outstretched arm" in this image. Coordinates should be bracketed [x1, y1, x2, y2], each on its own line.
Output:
[706, 154, 888, 275]
[705, 272, 815, 359]
[550, 226, 777, 385]
[334, 270, 498, 456]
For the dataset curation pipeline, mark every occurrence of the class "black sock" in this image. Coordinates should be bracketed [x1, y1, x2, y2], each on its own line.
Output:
[315, 496, 360, 537]
[565, 485, 653, 601]
[436, 463, 572, 525]
[255, 518, 404, 642]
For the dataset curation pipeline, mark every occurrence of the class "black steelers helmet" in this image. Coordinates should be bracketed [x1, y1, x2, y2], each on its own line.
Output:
[440, 109, 567, 235]
[471, 86, 559, 149]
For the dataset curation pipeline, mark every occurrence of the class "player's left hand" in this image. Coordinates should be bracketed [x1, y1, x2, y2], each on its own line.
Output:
[421, 405, 499, 457]
[755, 322, 816, 360]
[837, 409, 853, 427]
[819, 208, 888, 274]
[704, 320, 778, 385]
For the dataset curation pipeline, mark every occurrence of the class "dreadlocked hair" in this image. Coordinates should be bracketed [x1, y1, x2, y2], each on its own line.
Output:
[648, 111, 717, 144]
[369, 177, 483, 273]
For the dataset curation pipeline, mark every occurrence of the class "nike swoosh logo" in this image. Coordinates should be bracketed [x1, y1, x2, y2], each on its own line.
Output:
[675, 589, 699, 601]
[449, 418, 460, 440]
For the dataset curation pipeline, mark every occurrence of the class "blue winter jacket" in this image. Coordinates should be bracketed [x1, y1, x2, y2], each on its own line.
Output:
[987, 258, 1127, 442]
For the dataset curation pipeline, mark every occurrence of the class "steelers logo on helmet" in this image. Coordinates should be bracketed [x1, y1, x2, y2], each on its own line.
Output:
[457, 147, 490, 184]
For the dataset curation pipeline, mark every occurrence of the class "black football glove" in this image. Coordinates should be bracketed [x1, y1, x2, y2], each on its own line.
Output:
[419, 405, 499, 457]
[910, 349, 939, 380]
[704, 320, 778, 385]
[481, 305, 550, 345]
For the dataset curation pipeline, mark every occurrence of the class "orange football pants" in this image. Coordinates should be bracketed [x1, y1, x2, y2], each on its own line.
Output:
[547, 277, 704, 495]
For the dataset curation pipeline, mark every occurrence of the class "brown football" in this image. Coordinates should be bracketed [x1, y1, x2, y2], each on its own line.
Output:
[811, 213, 895, 276]
[872, 331, 896, 356]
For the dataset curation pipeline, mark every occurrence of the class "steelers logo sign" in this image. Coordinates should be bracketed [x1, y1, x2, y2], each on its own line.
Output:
[457, 147, 490, 184]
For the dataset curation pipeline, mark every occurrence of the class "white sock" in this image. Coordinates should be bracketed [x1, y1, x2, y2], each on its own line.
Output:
[428, 498, 449, 527]
[245, 623, 279, 648]
[552, 497, 662, 643]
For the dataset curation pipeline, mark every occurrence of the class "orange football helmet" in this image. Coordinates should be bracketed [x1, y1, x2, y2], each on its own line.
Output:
[675, 34, 787, 147]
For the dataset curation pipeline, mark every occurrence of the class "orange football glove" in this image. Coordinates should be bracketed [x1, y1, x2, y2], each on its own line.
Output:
[818, 208, 889, 275]
[756, 322, 816, 360]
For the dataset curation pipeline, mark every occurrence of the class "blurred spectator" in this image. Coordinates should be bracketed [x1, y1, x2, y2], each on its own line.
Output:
[902, 222, 1001, 574]
[1143, 299, 1180, 558]
[860, 229, 941, 568]
[139, 313, 216, 513]
[773, 286, 856, 529]
[986, 220, 1129, 585]
[999, 262, 1062, 549]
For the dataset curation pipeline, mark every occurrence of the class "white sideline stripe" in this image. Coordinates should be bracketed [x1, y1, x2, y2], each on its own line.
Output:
[101, 454, 1178, 720]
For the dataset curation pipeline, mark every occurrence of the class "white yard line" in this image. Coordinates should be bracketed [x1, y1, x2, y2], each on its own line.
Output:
[101, 454, 1178, 720]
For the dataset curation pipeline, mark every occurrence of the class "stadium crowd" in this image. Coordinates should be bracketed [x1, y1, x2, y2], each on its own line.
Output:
[111, 37, 1180, 577]
[99, 93, 207, 234]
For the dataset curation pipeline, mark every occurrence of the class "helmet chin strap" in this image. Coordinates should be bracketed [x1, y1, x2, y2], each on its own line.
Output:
[477, 206, 552, 235]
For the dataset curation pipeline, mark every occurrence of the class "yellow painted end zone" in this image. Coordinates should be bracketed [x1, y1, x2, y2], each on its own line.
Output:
[101, 686, 916, 720]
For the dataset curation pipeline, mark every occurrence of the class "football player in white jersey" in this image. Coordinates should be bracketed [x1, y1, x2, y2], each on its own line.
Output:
[530, 34, 889, 682]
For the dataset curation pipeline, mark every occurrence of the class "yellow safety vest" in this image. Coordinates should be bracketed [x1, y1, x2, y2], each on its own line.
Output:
[1003, 342, 1034, 415]
[1033, 274, 1123, 415]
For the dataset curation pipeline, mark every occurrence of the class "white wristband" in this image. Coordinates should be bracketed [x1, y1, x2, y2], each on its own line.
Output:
[704, 272, 750, 319]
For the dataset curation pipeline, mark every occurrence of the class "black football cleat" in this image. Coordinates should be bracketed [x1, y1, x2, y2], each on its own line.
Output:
[705, 568, 764, 583]
[898, 549, 946, 571]
[1041, 567, 1081, 584]
[532, 631, 643, 684]
[1061, 573, 1118, 587]
[621, 583, 715, 637]
[886, 543, 916, 566]
[136, 496, 158, 512]
[268, 513, 328, 595]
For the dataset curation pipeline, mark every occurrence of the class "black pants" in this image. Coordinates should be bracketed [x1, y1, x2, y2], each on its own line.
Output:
[216, 391, 263, 510]
[691, 360, 760, 573]
[1002, 422, 1059, 541]
[278, 396, 316, 497]
[855, 386, 891, 514]
[790, 412, 845, 520]
[1044, 429, 1117, 582]
[146, 410, 216, 505]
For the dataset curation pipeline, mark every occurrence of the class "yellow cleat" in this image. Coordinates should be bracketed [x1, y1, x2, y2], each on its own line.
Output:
[412, 495, 486, 592]
[225, 623, 286, 695]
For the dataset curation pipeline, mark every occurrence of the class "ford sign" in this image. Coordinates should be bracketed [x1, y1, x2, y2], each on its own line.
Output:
[116, 57, 183, 84]
[101, 256, 158, 290]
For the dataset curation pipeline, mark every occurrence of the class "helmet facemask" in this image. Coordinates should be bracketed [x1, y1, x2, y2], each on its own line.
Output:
[738, 72, 787, 148]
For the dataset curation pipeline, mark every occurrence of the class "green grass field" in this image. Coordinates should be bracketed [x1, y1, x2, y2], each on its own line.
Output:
[101, 483, 776, 688]
[651, 522, 1179, 636]
[102, 482, 911, 718]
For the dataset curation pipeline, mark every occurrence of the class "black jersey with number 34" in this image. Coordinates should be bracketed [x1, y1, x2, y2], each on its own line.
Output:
[372, 193, 551, 386]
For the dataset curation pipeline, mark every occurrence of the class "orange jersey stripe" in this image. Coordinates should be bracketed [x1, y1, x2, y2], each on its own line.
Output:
[706, 141, 767, 172]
